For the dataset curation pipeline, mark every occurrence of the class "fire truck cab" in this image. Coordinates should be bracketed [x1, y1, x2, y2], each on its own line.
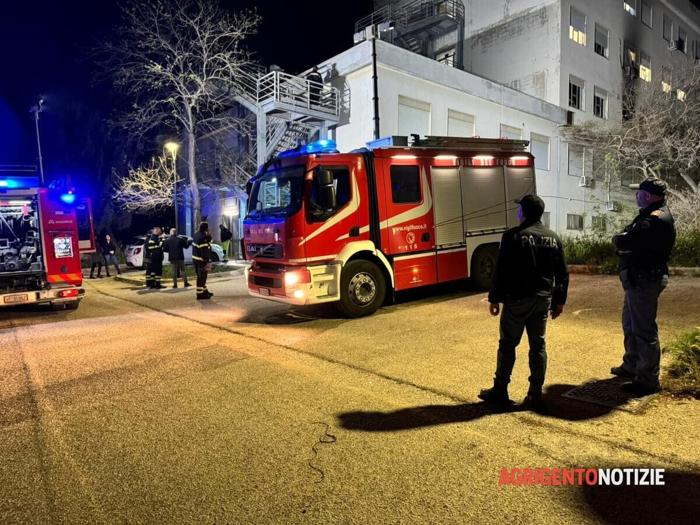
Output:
[244, 136, 536, 317]
[0, 176, 92, 309]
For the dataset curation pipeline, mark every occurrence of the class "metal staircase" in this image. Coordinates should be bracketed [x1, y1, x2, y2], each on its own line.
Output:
[231, 67, 340, 181]
[355, 0, 465, 68]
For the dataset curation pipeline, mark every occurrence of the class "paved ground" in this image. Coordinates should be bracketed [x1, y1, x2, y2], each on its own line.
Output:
[1, 273, 698, 524]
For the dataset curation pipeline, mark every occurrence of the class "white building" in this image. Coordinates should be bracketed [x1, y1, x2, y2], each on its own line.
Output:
[319, 39, 587, 233]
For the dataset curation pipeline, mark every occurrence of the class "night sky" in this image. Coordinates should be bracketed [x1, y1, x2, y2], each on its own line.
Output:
[0, 0, 373, 181]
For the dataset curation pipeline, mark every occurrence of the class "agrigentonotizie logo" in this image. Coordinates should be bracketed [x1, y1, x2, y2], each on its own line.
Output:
[499, 468, 665, 486]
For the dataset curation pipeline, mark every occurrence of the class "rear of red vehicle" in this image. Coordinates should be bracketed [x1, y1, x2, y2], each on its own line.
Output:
[0, 187, 86, 309]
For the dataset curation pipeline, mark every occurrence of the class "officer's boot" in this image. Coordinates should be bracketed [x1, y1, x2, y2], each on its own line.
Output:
[478, 385, 511, 405]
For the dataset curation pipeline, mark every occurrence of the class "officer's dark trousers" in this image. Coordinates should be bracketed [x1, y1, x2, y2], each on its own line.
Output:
[149, 254, 163, 288]
[194, 261, 209, 296]
[620, 271, 668, 388]
[494, 295, 551, 394]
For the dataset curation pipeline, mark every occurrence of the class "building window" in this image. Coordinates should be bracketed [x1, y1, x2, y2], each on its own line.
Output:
[567, 214, 584, 230]
[447, 109, 475, 137]
[594, 87, 607, 119]
[390, 165, 421, 204]
[436, 48, 456, 67]
[592, 215, 607, 231]
[500, 124, 522, 140]
[568, 144, 584, 177]
[569, 7, 586, 46]
[542, 211, 551, 228]
[677, 89, 687, 101]
[594, 24, 609, 57]
[624, 1, 636, 16]
[569, 76, 584, 110]
[530, 133, 550, 171]
[663, 14, 673, 42]
[639, 53, 651, 82]
[662, 67, 672, 93]
[398, 96, 431, 137]
[678, 27, 687, 53]
[641, 2, 652, 27]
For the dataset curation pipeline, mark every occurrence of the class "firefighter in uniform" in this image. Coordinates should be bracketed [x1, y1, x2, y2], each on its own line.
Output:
[145, 226, 165, 289]
[611, 179, 676, 396]
[479, 195, 569, 409]
[192, 221, 213, 300]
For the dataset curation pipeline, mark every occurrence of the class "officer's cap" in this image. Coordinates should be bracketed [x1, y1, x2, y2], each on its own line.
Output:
[515, 194, 545, 220]
[631, 178, 668, 197]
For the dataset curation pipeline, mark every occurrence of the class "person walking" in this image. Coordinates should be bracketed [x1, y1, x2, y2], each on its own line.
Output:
[611, 178, 676, 396]
[479, 195, 569, 410]
[219, 224, 233, 258]
[145, 226, 165, 289]
[101, 234, 121, 277]
[192, 221, 213, 300]
[164, 228, 191, 289]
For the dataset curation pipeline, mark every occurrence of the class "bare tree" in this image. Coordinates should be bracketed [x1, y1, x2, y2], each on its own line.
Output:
[563, 67, 700, 204]
[113, 156, 179, 213]
[100, 0, 259, 225]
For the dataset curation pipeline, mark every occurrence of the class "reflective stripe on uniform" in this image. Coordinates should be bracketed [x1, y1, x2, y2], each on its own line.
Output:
[192, 255, 204, 261]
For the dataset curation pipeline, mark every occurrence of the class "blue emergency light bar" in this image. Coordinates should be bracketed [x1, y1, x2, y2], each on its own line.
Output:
[278, 139, 339, 158]
[60, 192, 76, 204]
[0, 176, 41, 189]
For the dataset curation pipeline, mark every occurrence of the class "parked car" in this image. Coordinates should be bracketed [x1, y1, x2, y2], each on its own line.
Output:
[124, 235, 226, 269]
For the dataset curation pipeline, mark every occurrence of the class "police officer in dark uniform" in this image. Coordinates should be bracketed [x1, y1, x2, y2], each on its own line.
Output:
[479, 195, 569, 409]
[192, 221, 213, 300]
[611, 178, 676, 396]
[145, 226, 165, 289]
[306, 65, 324, 106]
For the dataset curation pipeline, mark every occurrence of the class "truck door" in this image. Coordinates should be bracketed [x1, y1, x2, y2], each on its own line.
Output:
[379, 158, 437, 290]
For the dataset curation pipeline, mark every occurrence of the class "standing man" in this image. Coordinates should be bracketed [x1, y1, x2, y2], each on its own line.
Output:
[164, 228, 191, 289]
[219, 223, 233, 259]
[611, 179, 676, 396]
[192, 221, 213, 300]
[306, 65, 324, 106]
[479, 195, 569, 409]
[146, 226, 165, 289]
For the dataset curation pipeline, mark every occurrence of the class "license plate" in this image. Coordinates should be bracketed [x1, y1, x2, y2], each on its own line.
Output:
[259, 287, 270, 296]
[4, 294, 28, 304]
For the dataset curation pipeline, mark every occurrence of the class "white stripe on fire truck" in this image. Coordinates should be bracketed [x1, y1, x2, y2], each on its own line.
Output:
[300, 175, 361, 246]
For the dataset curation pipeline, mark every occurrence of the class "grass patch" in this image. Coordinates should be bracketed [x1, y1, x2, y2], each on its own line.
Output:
[663, 327, 700, 398]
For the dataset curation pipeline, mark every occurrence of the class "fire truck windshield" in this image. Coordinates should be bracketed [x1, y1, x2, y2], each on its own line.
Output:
[248, 166, 305, 218]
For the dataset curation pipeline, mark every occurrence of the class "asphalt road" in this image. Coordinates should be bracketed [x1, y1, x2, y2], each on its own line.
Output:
[1, 273, 699, 524]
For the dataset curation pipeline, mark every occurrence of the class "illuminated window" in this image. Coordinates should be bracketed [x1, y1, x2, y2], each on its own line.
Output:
[624, 1, 636, 16]
[641, 2, 652, 28]
[594, 87, 607, 119]
[677, 89, 687, 101]
[569, 76, 584, 110]
[662, 68, 672, 93]
[639, 54, 651, 82]
[569, 7, 587, 46]
[594, 24, 609, 57]
[663, 14, 673, 42]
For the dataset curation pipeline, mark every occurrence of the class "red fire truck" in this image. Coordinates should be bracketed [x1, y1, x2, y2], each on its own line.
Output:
[244, 136, 536, 317]
[0, 175, 94, 309]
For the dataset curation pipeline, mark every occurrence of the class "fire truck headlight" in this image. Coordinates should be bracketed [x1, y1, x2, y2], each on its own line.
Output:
[285, 269, 311, 287]
[293, 290, 305, 299]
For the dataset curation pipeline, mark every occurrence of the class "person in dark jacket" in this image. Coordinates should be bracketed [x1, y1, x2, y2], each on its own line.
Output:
[611, 178, 676, 396]
[164, 228, 191, 289]
[306, 65, 324, 106]
[101, 234, 121, 277]
[479, 195, 569, 409]
[145, 227, 165, 289]
[192, 221, 213, 300]
[219, 224, 233, 258]
[88, 250, 103, 279]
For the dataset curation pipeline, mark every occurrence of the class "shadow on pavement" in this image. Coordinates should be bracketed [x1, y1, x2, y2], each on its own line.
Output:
[337, 380, 630, 432]
[580, 469, 700, 525]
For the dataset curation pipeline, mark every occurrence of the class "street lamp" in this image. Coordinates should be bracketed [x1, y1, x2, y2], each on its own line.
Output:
[164, 141, 180, 231]
[29, 97, 45, 185]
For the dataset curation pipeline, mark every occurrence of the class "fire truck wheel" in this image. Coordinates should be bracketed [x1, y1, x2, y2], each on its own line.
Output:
[471, 245, 498, 290]
[337, 260, 386, 318]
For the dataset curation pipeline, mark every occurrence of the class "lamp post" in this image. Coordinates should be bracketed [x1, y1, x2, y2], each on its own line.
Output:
[29, 97, 45, 185]
[164, 141, 180, 232]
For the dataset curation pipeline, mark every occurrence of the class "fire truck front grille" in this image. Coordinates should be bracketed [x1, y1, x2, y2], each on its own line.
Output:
[252, 275, 282, 288]
[246, 243, 283, 259]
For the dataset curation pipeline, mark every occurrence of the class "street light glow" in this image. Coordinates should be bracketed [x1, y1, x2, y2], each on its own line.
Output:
[164, 141, 180, 154]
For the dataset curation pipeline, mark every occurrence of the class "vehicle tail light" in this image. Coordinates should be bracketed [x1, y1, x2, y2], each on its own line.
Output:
[284, 269, 311, 286]
[508, 156, 532, 167]
[58, 289, 79, 298]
